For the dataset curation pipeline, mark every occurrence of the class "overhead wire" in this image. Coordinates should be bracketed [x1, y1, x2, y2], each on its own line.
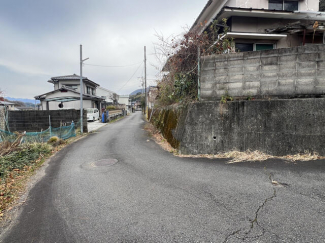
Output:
[117, 62, 143, 93]
[84, 61, 142, 68]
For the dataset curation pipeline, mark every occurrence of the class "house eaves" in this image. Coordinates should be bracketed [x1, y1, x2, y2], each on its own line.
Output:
[219, 7, 325, 21]
[192, 3, 325, 34]
[35, 86, 104, 101]
[190, 0, 228, 34]
[226, 32, 287, 39]
[0, 101, 15, 105]
[48, 74, 100, 87]
[35, 87, 80, 100]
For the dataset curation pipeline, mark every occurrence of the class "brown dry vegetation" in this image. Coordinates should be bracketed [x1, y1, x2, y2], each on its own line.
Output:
[145, 122, 324, 163]
[0, 133, 86, 220]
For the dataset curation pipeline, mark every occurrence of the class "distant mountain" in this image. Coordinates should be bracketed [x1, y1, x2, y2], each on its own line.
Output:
[129, 86, 156, 96]
[130, 89, 144, 96]
[5, 97, 40, 104]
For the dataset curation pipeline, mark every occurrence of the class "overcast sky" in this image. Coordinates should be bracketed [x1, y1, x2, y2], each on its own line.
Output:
[0, 0, 207, 99]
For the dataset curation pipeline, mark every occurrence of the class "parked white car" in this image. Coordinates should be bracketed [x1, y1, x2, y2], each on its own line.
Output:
[87, 108, 99, 121]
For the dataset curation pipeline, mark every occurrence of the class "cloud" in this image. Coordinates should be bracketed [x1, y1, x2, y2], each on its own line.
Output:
[0, 0, 206, 99]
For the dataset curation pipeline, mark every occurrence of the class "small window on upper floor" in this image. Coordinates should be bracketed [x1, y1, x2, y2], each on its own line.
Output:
[65, 84, 78, 90]
[269, 0, 298, 11]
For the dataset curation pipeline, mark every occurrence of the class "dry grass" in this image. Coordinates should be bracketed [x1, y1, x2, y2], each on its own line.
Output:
[144, 123, 177, 154]
[0, 132, 86, 221]
[145, 122, 325, 163]
[178, 150, 324, 163]
[178, 150, 273, 163]
[0, 133, 24, 157]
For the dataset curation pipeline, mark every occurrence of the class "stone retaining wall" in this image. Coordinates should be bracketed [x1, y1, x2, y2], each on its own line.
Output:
[151, 99, 325, 156]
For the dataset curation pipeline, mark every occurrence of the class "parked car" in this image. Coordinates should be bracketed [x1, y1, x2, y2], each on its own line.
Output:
[87, 108, 99, 121]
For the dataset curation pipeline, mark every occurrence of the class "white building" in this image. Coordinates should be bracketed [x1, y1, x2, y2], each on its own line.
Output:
[118, 95, 131, 111]
[35, 74, 104, 110]
[96, 86, 119, 106]
[0, 101, 16, 110]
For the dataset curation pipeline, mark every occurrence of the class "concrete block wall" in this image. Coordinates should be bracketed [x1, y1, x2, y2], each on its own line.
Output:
[8, 110, 87, 133]
[200, 44, 325, 100]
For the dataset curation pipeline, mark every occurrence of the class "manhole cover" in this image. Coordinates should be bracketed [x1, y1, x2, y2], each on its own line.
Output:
[92, 159, 118, 167]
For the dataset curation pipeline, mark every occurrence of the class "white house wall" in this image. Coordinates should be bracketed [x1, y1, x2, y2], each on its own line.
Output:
[41, 99, 94, 110]
[46, 90, 79, 99]
[96, 87, 114, 102]
[231, 0, 267, 9]
[39, 90, 96, 110]
[229, 0, 318, 11]
[119, 97, 129, 105]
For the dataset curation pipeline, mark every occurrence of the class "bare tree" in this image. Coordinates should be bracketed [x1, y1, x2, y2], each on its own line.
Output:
[153, 19, 233, 106]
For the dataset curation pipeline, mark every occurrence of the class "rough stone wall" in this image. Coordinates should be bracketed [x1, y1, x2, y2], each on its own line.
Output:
[151, 99, 325, 156]
[8, 110, 87, 132]
[149, 105, 188, 149]
[200, 44, 325, 101]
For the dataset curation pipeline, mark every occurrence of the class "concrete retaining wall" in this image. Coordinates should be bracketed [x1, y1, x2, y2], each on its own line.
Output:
[8, 110, 87, 132]
[200, 44, 325, 101]
[151, 99, 325, 156]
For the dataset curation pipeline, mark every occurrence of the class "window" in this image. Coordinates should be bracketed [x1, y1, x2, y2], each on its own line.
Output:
[235, 43, 253, 52]
[284, 1, 298, 11]
[255, 44, 274, 51]
[87, 86, 96, 95]
[269, 0, 298, 11]
[235, 43, 275, 52]
[65, 84, 78, 90]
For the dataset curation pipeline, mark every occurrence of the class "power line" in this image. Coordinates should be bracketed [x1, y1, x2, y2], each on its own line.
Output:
[84, 61, 142, 68]
[117, 63, 143, 93]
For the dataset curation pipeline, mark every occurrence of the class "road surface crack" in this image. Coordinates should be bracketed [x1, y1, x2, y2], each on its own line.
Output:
[223, 229, 242, 243]
[223, 170, 278, 242]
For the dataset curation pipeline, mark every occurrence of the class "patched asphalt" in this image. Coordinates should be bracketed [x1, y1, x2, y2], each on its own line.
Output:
[1, 111, 325, 242]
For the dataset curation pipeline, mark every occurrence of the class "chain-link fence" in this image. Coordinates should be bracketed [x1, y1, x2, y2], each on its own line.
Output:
[0, 122, 76, 143]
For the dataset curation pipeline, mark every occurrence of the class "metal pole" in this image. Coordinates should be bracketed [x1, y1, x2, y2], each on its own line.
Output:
[144, 46, 147, 116]
[49, 115, 52, 137]
[198, 46, 201, 101]
[80, 45, 83, 134]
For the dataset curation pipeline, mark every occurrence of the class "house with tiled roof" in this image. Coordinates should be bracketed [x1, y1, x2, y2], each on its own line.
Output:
[35, 74, 104, 110]
[192, 0, 325, 52]
[0, 101, 16, 110]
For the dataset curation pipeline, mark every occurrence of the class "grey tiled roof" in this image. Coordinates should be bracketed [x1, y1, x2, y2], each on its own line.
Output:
[51, 74, 87, 80]
[48, 74, 100, 87]
[0, 101, 15, 105]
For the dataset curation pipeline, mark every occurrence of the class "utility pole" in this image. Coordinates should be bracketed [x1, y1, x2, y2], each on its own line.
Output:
[80, 45, 89, 134]
[144, 46, 147, 116]
[198, 46, 201, 101]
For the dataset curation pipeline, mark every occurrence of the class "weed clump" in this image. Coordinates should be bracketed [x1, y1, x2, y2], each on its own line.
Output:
[47, 136, 65, 147]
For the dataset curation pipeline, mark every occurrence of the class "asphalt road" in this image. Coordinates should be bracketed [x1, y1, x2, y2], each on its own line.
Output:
[1, 111, 325, 243]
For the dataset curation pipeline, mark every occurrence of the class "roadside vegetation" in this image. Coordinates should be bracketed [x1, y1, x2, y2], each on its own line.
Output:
[130, 92, 145, 108]
[154, 19, 233, 106]
[0, 134, 81, 218]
